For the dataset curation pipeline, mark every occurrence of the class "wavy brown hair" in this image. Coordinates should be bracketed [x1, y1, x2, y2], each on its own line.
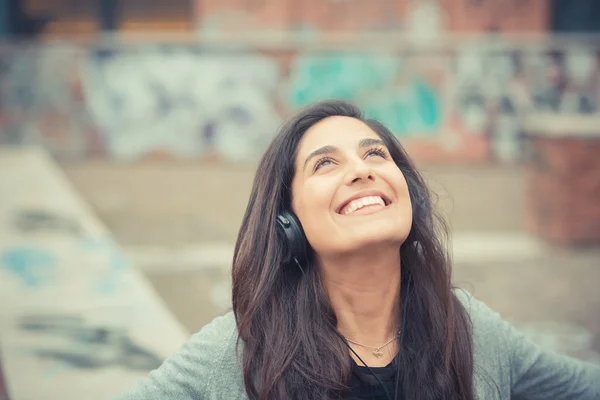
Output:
[232, 100, 474, 400]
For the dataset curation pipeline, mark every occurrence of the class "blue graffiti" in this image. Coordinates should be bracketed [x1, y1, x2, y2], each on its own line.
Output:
[80, 236, 129, 271]
[2, 246, 57, 287]
[288, 54, 441, 135]
[80, 236, 130, 294]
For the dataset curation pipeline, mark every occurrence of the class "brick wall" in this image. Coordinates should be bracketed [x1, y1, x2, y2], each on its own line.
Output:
[524, 116, 600, 245]
[33, 0, 550, 36]
[195, 0, 548, 33]
[446, 0, 548, 32]
[197, 0, 406, 32]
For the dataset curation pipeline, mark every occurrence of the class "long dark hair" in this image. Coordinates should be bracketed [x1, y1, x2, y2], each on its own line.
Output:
[232, 100, 474, 399]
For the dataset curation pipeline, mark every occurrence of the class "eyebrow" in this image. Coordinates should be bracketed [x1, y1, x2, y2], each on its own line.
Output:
[303, 138, 386, 170]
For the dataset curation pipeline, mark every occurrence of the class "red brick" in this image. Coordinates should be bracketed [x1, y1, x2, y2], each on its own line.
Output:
[525, 136, 600, 245]
[447, 0, 548, 32]
[193, 0, 548, 33]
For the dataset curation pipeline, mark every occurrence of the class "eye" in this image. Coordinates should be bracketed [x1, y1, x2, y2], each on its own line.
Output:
[365, 147, 389, 159]
[314, 157, 334, 171]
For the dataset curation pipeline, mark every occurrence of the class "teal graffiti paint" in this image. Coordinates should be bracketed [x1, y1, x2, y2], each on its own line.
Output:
[289, 54, 400, 106]
[2, 246, 57, 287]
[80, 236, 130, 294]
[288, 54, 441, 135]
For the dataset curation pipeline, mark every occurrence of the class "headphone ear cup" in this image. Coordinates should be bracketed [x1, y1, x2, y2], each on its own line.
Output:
[276, 211, 308, 266]
[276, 213, 294, 264]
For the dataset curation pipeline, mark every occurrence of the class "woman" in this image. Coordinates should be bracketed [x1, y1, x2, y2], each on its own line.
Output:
[117, 100, 600, 400]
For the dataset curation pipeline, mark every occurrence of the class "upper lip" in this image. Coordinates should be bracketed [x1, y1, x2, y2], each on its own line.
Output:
[336, 190, 392, 214]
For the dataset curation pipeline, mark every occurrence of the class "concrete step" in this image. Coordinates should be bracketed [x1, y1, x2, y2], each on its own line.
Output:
[0, 148, 188, 400]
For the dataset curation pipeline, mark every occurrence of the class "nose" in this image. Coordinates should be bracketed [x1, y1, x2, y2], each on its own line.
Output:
[344, 160, 375, 185]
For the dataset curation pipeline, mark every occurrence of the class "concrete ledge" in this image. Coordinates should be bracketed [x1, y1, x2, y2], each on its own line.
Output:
[523, 114, 600, 138]
[0, 148, 188, 400]
[127, 232, 548, 274]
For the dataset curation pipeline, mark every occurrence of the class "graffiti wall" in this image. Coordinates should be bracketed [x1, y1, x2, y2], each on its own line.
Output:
[449, 46, 600, 161]
[81, 49, 282, 161]
[1, 39, 599, 163]
[287, 54, 442, 135]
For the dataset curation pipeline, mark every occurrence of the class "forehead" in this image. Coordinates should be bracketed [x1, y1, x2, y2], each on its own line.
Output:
[296, 116, 380, 157]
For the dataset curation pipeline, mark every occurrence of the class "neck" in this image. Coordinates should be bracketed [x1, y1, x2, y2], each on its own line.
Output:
[319, 244, 401, 345]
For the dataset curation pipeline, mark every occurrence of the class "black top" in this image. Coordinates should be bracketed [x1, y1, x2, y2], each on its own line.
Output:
[345, 358, 401, 400]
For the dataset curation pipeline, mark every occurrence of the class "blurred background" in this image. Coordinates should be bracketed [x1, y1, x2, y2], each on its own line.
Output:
[1, 0, 600, 398]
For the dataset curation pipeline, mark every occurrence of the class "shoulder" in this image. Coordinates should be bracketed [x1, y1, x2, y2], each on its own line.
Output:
[187, 311, 241, 366]
[191, 311, 239, 350]
[179, 311, 244, 393]
[454, 288, 520, 363]
[454, 288, 508, 339]
[114, 312, 245, 400]
[453, 288, 513, 396]
[189, 311, 244, 388]
[454, 288, 511, 342]
[453, 288, 600, 400]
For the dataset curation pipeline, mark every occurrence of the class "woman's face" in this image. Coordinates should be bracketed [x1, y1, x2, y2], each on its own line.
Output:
[291, 116, 413, 258]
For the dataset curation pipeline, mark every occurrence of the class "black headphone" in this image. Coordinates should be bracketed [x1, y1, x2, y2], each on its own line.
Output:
[275, 210, 309, 273]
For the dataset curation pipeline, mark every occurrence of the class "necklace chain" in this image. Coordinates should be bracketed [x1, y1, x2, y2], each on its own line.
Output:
[344, 331, 400, 358]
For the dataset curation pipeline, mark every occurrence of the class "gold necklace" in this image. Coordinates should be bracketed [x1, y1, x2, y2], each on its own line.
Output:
[344, 331, 400, 358]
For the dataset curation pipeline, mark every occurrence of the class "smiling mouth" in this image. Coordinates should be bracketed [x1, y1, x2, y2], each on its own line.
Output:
[338, 195, 391, 215]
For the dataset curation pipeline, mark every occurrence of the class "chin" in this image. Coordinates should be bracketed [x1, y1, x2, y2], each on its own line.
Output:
[354, 218, 408, 237]
[348, 228, 407, 250]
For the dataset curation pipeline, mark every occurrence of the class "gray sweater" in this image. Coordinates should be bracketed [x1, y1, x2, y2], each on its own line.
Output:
[116, 291, 600, 399]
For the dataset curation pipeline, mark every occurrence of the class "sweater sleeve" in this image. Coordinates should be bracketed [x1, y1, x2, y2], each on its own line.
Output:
[506, 319, 600, 399]
[461, 290, 600, 400]
[113, 313, 240, 400]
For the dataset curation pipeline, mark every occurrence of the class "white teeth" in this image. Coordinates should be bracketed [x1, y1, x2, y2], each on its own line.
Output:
[342, 196, 386, 215]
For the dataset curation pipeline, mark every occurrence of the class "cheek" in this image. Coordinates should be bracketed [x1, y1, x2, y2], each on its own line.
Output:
[302, 180, 334, 211]
[399, 177, 414, 229]
[388, 170, 413, 215]
[293, 182, 336, 244]
[386, 168, 410, 197]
